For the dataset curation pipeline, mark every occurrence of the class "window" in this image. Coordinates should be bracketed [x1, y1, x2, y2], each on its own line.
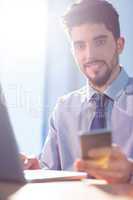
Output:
[0, 0, 48, 154]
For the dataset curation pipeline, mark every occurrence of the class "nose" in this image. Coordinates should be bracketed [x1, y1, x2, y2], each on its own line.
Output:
[84, 44, 96, 63]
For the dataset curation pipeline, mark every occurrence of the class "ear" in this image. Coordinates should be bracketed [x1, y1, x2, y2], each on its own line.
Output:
[116, 37, 125, 54]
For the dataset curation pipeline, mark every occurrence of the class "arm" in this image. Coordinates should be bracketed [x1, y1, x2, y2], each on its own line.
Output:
[39, 111, 61, 170]
[21, 103, 61, 170]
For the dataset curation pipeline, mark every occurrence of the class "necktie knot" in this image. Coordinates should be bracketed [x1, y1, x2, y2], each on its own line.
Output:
[90, 93, 107, 130]
[91, 93, 107, 109]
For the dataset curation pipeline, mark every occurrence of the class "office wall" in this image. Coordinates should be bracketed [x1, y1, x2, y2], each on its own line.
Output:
[110, 0, 133, 75]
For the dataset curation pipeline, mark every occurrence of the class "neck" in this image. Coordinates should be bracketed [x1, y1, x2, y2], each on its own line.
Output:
[90, 65, 121, 92]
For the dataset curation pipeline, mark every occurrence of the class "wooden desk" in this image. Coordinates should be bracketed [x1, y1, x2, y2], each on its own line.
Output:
[0, 180, 133, 200]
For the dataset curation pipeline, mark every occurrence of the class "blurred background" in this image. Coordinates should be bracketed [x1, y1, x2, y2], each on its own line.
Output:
[0, 0, 132, 155]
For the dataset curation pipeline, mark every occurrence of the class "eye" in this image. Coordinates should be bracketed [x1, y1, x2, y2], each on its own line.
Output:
[74, 42, 86, 51]
[95, 38, 106, 47]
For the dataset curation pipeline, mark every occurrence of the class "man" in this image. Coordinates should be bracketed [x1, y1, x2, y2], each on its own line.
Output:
[22, 0, 133, 183]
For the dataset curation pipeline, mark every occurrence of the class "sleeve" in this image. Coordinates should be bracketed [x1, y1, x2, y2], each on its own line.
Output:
[39, 101, 61, 170]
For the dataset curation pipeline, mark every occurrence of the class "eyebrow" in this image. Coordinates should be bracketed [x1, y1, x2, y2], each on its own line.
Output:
[73, 35, 108, 46]
[73, 41, 85, 46]
[93, 35, 108, 41]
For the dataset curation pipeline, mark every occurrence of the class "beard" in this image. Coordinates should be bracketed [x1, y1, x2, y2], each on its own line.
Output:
[89, 61, 113, 86]
[85, 53, 119, 87]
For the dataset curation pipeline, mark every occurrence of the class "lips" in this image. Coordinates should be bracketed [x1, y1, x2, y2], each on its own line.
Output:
[84, 61, 105, 69]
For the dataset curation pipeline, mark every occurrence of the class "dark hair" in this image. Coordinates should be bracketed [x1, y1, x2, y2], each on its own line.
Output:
[63, 0, 120, 39]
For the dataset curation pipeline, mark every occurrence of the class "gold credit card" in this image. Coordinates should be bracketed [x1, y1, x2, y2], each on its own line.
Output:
[80, 129, 112, 160]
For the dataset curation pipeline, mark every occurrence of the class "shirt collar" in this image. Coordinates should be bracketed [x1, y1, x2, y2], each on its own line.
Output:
[86, 67, 129, 101]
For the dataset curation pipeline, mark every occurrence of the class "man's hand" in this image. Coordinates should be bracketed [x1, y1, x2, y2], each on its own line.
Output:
[20, 153, 41, 170]
[74, 146, 133, 183]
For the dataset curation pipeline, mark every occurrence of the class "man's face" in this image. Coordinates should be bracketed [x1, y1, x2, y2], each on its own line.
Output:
[70, 23, 124, 86]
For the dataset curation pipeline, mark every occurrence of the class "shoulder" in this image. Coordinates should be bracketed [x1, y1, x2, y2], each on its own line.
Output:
[52, 86, 87, 115]
[116, 77, 133, 116]
[50, 86, 87, 122]
[57, 86, 87, 106]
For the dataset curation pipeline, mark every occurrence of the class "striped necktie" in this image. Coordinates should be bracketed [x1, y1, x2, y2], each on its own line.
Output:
[90, 93, 107, 130]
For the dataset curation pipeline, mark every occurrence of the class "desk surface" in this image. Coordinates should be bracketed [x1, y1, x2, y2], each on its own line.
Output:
[0, 180, 133, 200]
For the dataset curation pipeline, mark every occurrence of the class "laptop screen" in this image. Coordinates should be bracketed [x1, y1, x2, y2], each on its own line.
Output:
[0, 89, 25, 182]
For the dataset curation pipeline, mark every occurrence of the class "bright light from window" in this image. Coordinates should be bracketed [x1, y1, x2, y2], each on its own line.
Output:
[0, 0, 47, 74]
[0, 0, 48, 154]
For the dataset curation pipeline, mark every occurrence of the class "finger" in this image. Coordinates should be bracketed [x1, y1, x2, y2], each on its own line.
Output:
[74, 159, 115, 181]
[74, 159, 130, 183]
[20, 153, 28, 162]
[75, 159, 104, 172]
[20, 153, 30, 170]
[88, 168, 131, 183]
[75, 157, 126, 173]
[75, 158, 125, 175]
[110, 147, 126, 160]
[23, 158, 34, 170]
[28, 158, 40, 169]
[88, 147, 111, 158]
[74, 159, 100, 172]
[88, 146, 126, 163]
[74, 159, 86, 171]
[87, 169, 120, 183]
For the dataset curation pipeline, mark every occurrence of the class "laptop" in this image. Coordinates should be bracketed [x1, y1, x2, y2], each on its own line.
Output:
[0, 94, 87, 183]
